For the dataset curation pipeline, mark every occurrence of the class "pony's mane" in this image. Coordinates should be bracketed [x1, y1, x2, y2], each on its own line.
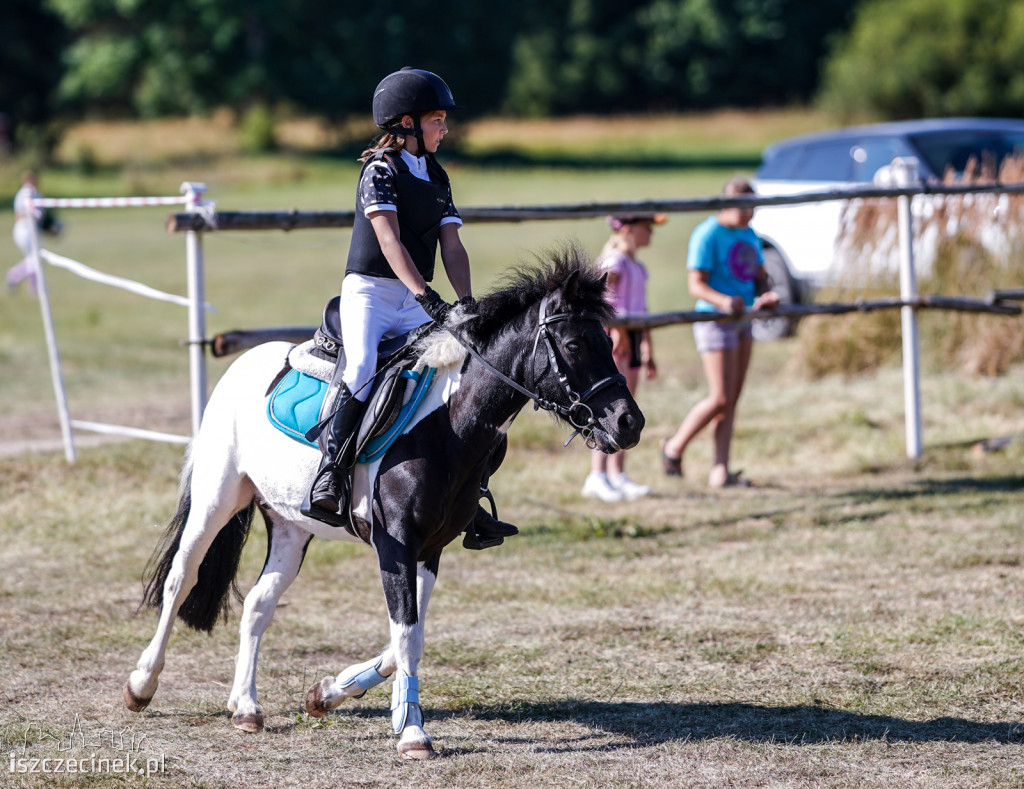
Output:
[462, 243, 613, 342]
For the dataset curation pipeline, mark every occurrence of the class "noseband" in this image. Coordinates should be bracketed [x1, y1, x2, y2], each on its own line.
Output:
[450, 292, 627, 449]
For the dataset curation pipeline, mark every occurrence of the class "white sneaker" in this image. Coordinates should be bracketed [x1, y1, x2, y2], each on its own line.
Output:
[610, 473, 651, 500]
[581, 472, 624, 502]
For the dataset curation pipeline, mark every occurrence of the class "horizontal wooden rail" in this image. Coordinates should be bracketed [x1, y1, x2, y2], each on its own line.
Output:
[167, 181, 1024, 233]
[613, 295, 1020, 331]
[207, 293, 1019, 357]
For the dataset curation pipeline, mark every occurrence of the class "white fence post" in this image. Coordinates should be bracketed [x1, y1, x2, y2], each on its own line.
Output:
[893, 158, 923, 459]
[28, 208, 77, 462]
[182, 182, 210, 437]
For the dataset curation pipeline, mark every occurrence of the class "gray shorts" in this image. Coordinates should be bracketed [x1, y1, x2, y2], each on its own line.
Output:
[693, 319, 753, 353]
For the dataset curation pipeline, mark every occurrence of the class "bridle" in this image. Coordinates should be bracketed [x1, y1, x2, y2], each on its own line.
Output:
[449, 292, 627, 449]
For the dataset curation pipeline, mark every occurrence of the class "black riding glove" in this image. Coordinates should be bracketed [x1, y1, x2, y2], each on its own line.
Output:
[416, 287, 452, 324]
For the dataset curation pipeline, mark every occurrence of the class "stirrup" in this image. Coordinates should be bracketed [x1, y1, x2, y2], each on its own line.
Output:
[463, 521, 505, 550]
[300, 469, 353, 530]
[463, 489, 518, 550]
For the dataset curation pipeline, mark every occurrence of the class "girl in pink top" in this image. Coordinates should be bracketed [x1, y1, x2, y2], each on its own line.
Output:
[581, 213, 664, 502]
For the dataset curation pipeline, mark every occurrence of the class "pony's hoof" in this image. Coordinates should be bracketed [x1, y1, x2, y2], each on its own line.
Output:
[231, 712, 265, 733]
[397, 740, 436, 760]
[305, 678, 329, 718]
[123, 681, 151, 712]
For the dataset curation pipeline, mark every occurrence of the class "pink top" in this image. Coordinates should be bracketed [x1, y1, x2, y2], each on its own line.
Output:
[597, 250, 648, 315]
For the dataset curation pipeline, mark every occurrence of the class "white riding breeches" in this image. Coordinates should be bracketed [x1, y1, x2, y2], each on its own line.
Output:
[339, 273, 431, 402]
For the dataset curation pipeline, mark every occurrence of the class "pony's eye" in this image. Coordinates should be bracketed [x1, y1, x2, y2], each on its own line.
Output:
[565, 340, 580, 354]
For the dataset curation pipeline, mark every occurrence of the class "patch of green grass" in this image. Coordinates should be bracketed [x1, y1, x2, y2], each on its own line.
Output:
[526, 514, 666, 541]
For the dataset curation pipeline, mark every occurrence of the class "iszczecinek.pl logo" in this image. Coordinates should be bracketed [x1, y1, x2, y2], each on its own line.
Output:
[8, 715, 168, 778]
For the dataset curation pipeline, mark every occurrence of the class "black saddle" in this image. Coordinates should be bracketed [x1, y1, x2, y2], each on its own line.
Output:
[312, 295, 414, 363]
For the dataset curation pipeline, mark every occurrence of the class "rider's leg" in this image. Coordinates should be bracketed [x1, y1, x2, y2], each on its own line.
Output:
[304, 374, 364, 515]
[302, 275, 392, 519]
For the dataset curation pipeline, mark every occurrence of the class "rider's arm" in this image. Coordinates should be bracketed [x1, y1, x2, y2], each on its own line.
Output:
[438, 223, 471, 301]
[368, 211, 429, 297]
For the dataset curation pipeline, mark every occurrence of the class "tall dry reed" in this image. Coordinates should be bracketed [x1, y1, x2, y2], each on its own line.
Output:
[794, 154, 1024, 378]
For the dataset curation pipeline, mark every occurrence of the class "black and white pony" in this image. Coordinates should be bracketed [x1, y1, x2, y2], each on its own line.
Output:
[123, 249, 645, 759]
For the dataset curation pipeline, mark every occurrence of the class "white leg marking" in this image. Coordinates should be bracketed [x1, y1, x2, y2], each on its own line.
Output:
[391, 563, 437, 758]
[228, 522, 309, 731]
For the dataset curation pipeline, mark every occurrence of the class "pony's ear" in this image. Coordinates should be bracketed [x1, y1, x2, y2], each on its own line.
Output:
[563, 270, 581, 302]
[598, 272, 608, 288]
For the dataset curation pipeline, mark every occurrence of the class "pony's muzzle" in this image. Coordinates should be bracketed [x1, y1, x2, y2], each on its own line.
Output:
[593, 397, 644, 452]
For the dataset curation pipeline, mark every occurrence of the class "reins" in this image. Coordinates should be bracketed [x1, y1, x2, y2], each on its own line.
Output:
[448, 292, 626, 449]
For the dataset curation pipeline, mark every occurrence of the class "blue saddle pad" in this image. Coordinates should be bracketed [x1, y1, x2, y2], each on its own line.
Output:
[266, 366, 436, 458]
[266, 368, 327, 448]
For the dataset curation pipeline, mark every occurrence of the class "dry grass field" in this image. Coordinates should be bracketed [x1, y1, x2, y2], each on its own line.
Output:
[2, 334, 1023, 788]
[2, 111, 1024, 787]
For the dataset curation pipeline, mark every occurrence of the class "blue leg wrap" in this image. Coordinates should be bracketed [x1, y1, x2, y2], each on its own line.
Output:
[391, 675, 420, 734]
[337, 656, 388, 699]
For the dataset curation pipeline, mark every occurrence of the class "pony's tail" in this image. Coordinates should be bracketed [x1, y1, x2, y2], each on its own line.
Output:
[138, 458, 255, 633]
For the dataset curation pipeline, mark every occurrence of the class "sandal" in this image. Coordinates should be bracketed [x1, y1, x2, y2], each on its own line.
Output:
[709, 469, 752, 488]
[660, 439, 682, 477]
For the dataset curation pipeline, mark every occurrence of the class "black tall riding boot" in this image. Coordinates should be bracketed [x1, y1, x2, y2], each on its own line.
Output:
[302, 380, 364, 519]
[463, 506, 519, 550]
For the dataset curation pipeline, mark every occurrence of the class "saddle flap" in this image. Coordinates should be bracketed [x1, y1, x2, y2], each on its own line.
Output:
[355, 365, 436, 464]
[354, 363, 410, 452]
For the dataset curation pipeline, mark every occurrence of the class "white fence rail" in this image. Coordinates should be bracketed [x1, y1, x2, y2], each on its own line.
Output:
[25, 184, 205, 461]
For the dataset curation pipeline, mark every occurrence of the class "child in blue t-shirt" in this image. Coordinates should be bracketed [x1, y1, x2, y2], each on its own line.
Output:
[662, 177, 779, 488]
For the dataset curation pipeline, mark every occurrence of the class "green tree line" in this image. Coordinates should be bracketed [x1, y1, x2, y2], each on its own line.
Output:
[2, 1, 850, 136]
[3, 0, 1024, 152]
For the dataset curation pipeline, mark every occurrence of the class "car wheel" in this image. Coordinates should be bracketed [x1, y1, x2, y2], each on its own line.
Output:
[752, 246, 797, 342]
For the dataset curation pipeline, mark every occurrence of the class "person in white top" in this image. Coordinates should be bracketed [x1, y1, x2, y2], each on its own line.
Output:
[581, 213, 663, 503]
[6, 171, 42, 293]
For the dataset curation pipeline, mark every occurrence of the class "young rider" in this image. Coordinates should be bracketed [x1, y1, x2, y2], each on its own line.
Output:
[302, 67, 517, 549]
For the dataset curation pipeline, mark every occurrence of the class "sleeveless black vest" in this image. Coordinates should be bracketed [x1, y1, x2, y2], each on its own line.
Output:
[345, 151, 452, 282]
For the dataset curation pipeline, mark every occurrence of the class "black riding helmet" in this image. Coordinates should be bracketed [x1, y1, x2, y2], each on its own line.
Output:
[372, 68, 457, 157]
[372, 68, 458, 130]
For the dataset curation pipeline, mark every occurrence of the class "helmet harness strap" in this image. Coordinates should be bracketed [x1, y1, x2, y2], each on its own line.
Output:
[385, 115, 426, 158]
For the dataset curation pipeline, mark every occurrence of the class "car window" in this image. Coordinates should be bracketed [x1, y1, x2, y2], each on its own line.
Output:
[757, 145, 804, 179]
[791, 141, 855, 181]
[907, 130, 1024, 177]
[852, 137, 916, 182]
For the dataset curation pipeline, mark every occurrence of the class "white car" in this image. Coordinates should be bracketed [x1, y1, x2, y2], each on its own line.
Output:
[749, 117, 1024, 339]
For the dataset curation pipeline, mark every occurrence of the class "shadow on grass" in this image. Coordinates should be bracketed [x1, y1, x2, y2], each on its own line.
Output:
[685, 473, 1024, 532]
[441, 700, 1024, 749]
[839, 474, 1024, 505]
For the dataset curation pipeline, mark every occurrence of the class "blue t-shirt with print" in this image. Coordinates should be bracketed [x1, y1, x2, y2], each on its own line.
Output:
[687, 215, 764, 312]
